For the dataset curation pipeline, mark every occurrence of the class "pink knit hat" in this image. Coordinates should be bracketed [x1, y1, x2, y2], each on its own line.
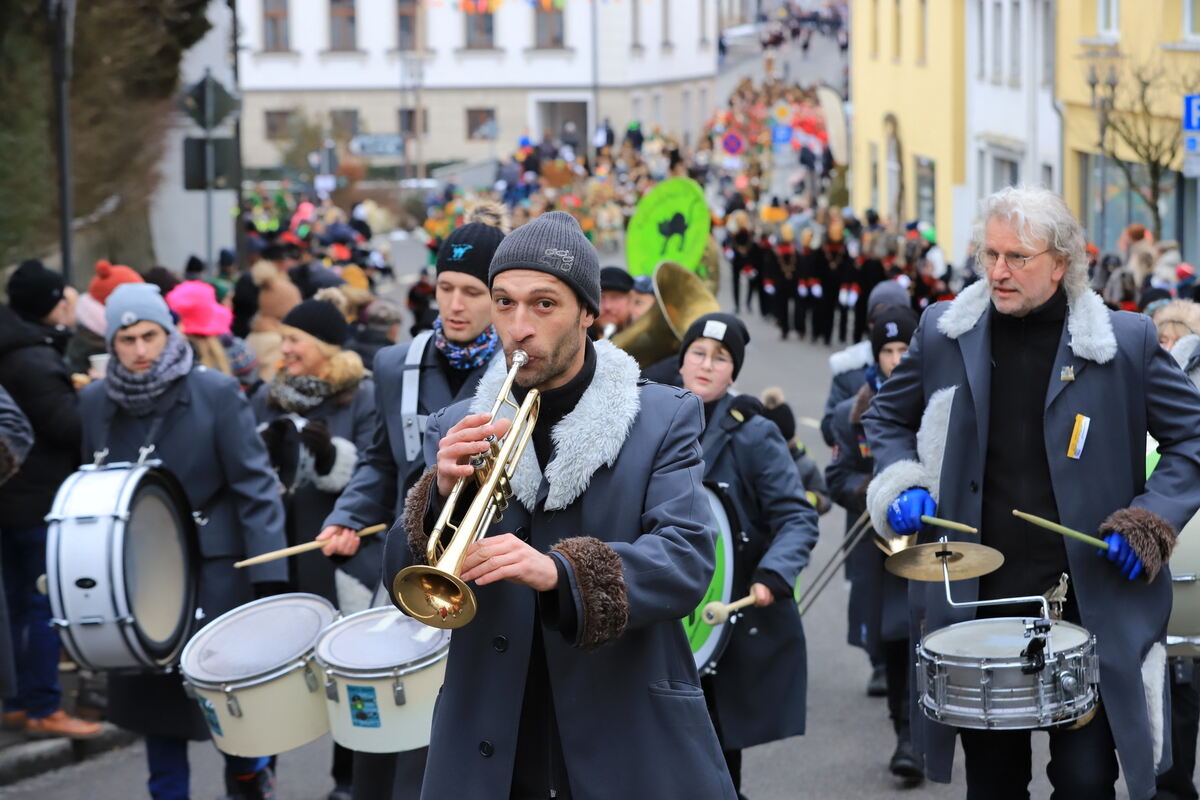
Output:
[166, 280, 232, 336]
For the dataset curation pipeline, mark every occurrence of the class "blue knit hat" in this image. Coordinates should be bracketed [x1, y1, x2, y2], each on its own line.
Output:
[105, 283, 176, 342]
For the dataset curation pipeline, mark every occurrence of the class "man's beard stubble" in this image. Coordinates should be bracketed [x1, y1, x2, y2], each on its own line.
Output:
[512, 314, 584, 390]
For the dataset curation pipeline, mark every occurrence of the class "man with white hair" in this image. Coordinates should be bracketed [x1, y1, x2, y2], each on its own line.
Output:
[862, 186, 1200, 800]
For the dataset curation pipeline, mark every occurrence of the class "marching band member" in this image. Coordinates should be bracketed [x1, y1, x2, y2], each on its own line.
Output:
[320, 215, 506, 800]
[676, 312, 819, 798]
[594, 266, 635, 337]
[863, 186, 1200, 800]
[78, 283, 287, 800]
[387, 211, 736, 800]
[825, 306, 922, 785]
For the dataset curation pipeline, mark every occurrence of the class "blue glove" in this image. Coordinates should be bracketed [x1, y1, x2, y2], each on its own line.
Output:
[1100, 532, 1143, 581]
[887, 488, 936, 535]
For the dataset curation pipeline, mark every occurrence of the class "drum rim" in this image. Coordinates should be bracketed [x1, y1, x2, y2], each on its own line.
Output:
[180, 592, 337, 685]
[312, 606, 451, 677]
[690, 482, 739, 675]
[921, 616, 1093, 657]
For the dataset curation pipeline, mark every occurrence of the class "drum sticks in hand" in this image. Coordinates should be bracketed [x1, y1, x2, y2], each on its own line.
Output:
[234, 524, 388, 568]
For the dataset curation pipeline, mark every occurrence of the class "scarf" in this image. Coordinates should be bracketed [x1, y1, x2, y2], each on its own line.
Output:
[433, 318, 500, 370]
[105, 331, 194, 417]
[269, 371, 343, 413]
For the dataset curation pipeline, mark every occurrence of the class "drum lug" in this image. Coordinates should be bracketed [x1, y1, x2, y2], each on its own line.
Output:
[225, 691, 242, 718]
[1057, 671, 1080, 697]
[50, 618, 70, 629]
[393, 677, 407, 706]
[325, 676, 339, 702]
[81, 616, 106, 627]
[303, 663, 319, 693]
[1174, 573, 1198, 584]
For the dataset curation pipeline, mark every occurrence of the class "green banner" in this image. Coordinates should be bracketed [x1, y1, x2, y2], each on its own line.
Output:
[626, 178, 711, 277]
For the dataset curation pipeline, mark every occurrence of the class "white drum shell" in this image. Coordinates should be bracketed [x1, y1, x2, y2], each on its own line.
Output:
[916, 618, 1100, 730]
[320, 658, 447, 753]
[1167, 510, 1200, 656]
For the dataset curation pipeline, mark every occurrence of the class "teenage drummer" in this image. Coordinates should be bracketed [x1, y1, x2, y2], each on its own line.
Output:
[78, 283, 287, 800]
[676, 312, 819, 796]
[825, 306, 922, 785]
[863, 186, 1200, 800]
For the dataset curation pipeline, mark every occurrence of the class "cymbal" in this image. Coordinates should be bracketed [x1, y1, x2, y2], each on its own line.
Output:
[885, 541, 1005, 582]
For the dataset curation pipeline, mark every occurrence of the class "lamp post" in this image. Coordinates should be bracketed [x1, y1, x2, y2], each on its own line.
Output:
[47, 0, 76, 285]
[1087, 63, 1119, 250]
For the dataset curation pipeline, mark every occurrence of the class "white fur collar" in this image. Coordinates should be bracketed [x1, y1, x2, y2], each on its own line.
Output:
[828, 340, 873, 376]
[935, 280, 1118, 364]
[1172, 334, 1200, 372]
[469, 340, 641, 512]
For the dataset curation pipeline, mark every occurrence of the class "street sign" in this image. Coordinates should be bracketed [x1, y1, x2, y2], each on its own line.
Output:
[181, 75, 239, 130]
[722, 131, 745, 156]
[772, 124, 792, 145]
[1185, 94, 1200, 132]
[183, 137, 237, 190]
[1185, 152, 1200, 179]
[1187, 134, 1200, 153]
[349, 134, 405, 157]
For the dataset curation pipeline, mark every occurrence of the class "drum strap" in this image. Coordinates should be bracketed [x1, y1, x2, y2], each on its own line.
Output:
[94, 384, 179, 466]
[400, 330, 434, 463]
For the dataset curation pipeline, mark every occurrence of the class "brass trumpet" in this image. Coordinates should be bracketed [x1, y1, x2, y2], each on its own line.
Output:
[393, 350, 541, 629]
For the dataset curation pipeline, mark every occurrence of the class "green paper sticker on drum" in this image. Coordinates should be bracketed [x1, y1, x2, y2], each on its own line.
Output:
[626, 178, 711, 277]
[197, 696, 222, 737]
[348, 685, 381, 729]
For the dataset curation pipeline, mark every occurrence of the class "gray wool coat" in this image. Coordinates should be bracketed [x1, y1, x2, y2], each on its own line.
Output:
[862, 279, 1200, 800]
[700, 393, 818, 750]
[820, 339, 872, 446]
[384, 341, 736, 800]
[324, 336, 493, 532]
[0, 384, 33, 698]
[79, 367, 287, 739]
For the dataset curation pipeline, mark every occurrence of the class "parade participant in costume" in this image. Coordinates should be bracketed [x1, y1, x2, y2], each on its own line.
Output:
[79, 284, 288, 800]
[595, 266, 635, 337]
[726, 210, 764, 315]
[864, 186, 1200, 800]
[772, 226, 804, 340]
[320, 216, 505, 800]
[387, 211, 736, 800]
[825, 306, 922, 784]
[826, 221, 857, 344]
[676, 313, 819, 798]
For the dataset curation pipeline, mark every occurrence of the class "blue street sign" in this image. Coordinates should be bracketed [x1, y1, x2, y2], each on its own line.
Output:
[1184, 95, 1200, 132]
[772, 124, 791, 145]
[1188, 135, 1200, 153]
[722, 132, 745, 156]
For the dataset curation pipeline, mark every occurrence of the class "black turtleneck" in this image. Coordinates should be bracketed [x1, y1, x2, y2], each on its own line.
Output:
[514, 339, 597, 469]
[979, 287, 1070, 607]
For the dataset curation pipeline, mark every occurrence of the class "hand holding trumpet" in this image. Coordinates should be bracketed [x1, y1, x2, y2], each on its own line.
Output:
[435, 412, 512, 498]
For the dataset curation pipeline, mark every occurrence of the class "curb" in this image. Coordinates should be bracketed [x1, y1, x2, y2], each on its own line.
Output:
[0, 724, 137, 787]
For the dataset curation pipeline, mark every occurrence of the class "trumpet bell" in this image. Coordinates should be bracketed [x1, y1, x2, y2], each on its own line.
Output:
[394, 565, 479, 630]
[611, 261, 719, 368]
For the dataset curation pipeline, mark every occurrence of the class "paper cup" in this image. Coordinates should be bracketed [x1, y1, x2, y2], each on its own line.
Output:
[88, 353, 110, 376]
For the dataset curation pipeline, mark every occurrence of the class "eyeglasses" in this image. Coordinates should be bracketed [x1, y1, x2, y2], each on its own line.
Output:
[978, 248, 1052, 271]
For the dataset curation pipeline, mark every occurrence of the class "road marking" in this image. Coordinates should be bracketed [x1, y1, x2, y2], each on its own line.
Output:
[799, 416, 821, 430]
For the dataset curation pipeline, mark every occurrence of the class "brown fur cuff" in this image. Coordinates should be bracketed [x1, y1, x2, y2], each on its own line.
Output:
[551, 537, 629, 650]
[404, 467, 438, 564]
[1100, 507, 1178, 582]
[0, 437, 18, 486]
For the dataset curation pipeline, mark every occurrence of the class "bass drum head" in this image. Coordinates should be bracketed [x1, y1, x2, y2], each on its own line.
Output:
[182, 594, 337, 685]
[315, 607, 449, 676]
[685, 484, 737, 675]
[124, 472, 195, 661]
[922, 618, 1092, 659]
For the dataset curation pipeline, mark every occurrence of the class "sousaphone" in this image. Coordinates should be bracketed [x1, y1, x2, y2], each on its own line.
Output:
[611, 261, 720, 368]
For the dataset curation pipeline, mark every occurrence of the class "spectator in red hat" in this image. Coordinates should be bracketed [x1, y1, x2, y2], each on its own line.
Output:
[66, 260, 144, 375]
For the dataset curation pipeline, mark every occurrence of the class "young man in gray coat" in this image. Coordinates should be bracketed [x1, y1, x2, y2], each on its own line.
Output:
[387, 211, 735, 800]
[863, 186, 1200, 800]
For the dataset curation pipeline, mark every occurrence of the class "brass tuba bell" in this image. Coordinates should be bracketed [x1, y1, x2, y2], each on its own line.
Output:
[611, 260, 720, 368]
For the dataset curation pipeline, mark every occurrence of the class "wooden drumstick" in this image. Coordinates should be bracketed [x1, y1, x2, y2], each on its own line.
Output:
[1012, 509, 1107, 549]
[234, 524, 388, 568]
[702, 593, 757, 626]
[920, 515, 979, 535]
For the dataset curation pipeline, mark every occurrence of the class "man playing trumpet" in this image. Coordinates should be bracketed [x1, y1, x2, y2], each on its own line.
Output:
[384, 212, 736, 800]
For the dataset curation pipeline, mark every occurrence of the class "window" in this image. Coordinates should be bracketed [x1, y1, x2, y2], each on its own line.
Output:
[651, 92, 663, 129]
[1041, 163, 1054, 190]
[1042, 0, 1054, 85]
[892, 0, 901, 59]
[991, 155, 1019, 191]
[330, 0, 357, 51]
[915, 155, 936, 223]
[265, 110, 295, 140]
[976, 0, 985, 76]
[682, 89, 692, 146]
[662, 0, 671, 46]
[466, 108, 496, 140]
[698, 86, 709, 120]
[631, 94, 644, 125]
[331, 109, 359, 140]
[1010, 0, 1021, 84]
[917, 0, 928, 63]
[1097, 0, 1119, 37]
[871, 0, 879, 58]
[869, 142, 880, 211]
[398, 0, 417, 51]
[399, 107, 428, 136]
[991, 1, 1003, 80]
[631, 0, 641, 47]
[535, 7, 565, 49]
[1187, 0, 1200, 39]
[699, 0, 707, 42]
[263, 0, 289, 51]
[466, 12, 494, 49]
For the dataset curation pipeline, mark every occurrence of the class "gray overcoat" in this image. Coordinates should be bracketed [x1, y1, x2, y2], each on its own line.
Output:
[700, 393, 818, 750]
[862, 280, 1200, 800]
[385, 341, 736, 800]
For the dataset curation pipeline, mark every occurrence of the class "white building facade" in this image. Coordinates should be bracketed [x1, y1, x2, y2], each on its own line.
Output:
[237, 0, 719, 172]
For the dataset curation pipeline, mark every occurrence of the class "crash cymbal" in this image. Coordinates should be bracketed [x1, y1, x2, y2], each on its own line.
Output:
[885, 541, 1004, 582]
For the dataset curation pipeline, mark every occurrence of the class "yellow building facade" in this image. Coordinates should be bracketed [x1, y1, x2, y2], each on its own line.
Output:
[1058, 0, 1200, 253]
[850, 0, 967, 251]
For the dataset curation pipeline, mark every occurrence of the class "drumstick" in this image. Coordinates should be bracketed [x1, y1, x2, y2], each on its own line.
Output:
[234, 524, 388, 568]
[920, 515, 978, 535]
[1012, 509, 1107, 549]
[701, 593, 757, 626]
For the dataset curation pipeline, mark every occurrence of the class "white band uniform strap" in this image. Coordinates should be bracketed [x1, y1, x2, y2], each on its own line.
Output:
[401, 330, 434, 462]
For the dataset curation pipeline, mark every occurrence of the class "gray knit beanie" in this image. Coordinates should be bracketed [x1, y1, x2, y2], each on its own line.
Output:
[488, 211, 600, 314]
[106, 283, 176, 342]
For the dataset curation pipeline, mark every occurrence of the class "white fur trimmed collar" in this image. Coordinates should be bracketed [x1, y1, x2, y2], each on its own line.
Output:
[828, 340, 873, 376]
[469, 340, 641, 512]
[935, 280, 1118, 364]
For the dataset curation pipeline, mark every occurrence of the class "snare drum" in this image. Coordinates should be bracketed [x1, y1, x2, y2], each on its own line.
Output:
[181, 593, 337, 757]
[684, 484, 739, 676]
[916, 617, 1099, 730]
[1167, 510, 1200, 656]
[46, 463, 199, 671]
[314, 607, 450, 753]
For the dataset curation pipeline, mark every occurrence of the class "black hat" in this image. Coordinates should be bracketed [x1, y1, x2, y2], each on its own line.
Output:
[437, 222, 506, 288]
[760, 398, 796, 441]
[679, 312, 751, 379]
[282, 299, 347, 346]
[489, 212, 601, 314]
[600, 266, 634, 293]
[7, 259, 65, 320]
[870, 306, 918, 362]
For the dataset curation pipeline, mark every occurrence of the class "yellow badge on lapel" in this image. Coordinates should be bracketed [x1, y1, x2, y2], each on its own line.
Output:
[1066, 414, 1090, 460]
